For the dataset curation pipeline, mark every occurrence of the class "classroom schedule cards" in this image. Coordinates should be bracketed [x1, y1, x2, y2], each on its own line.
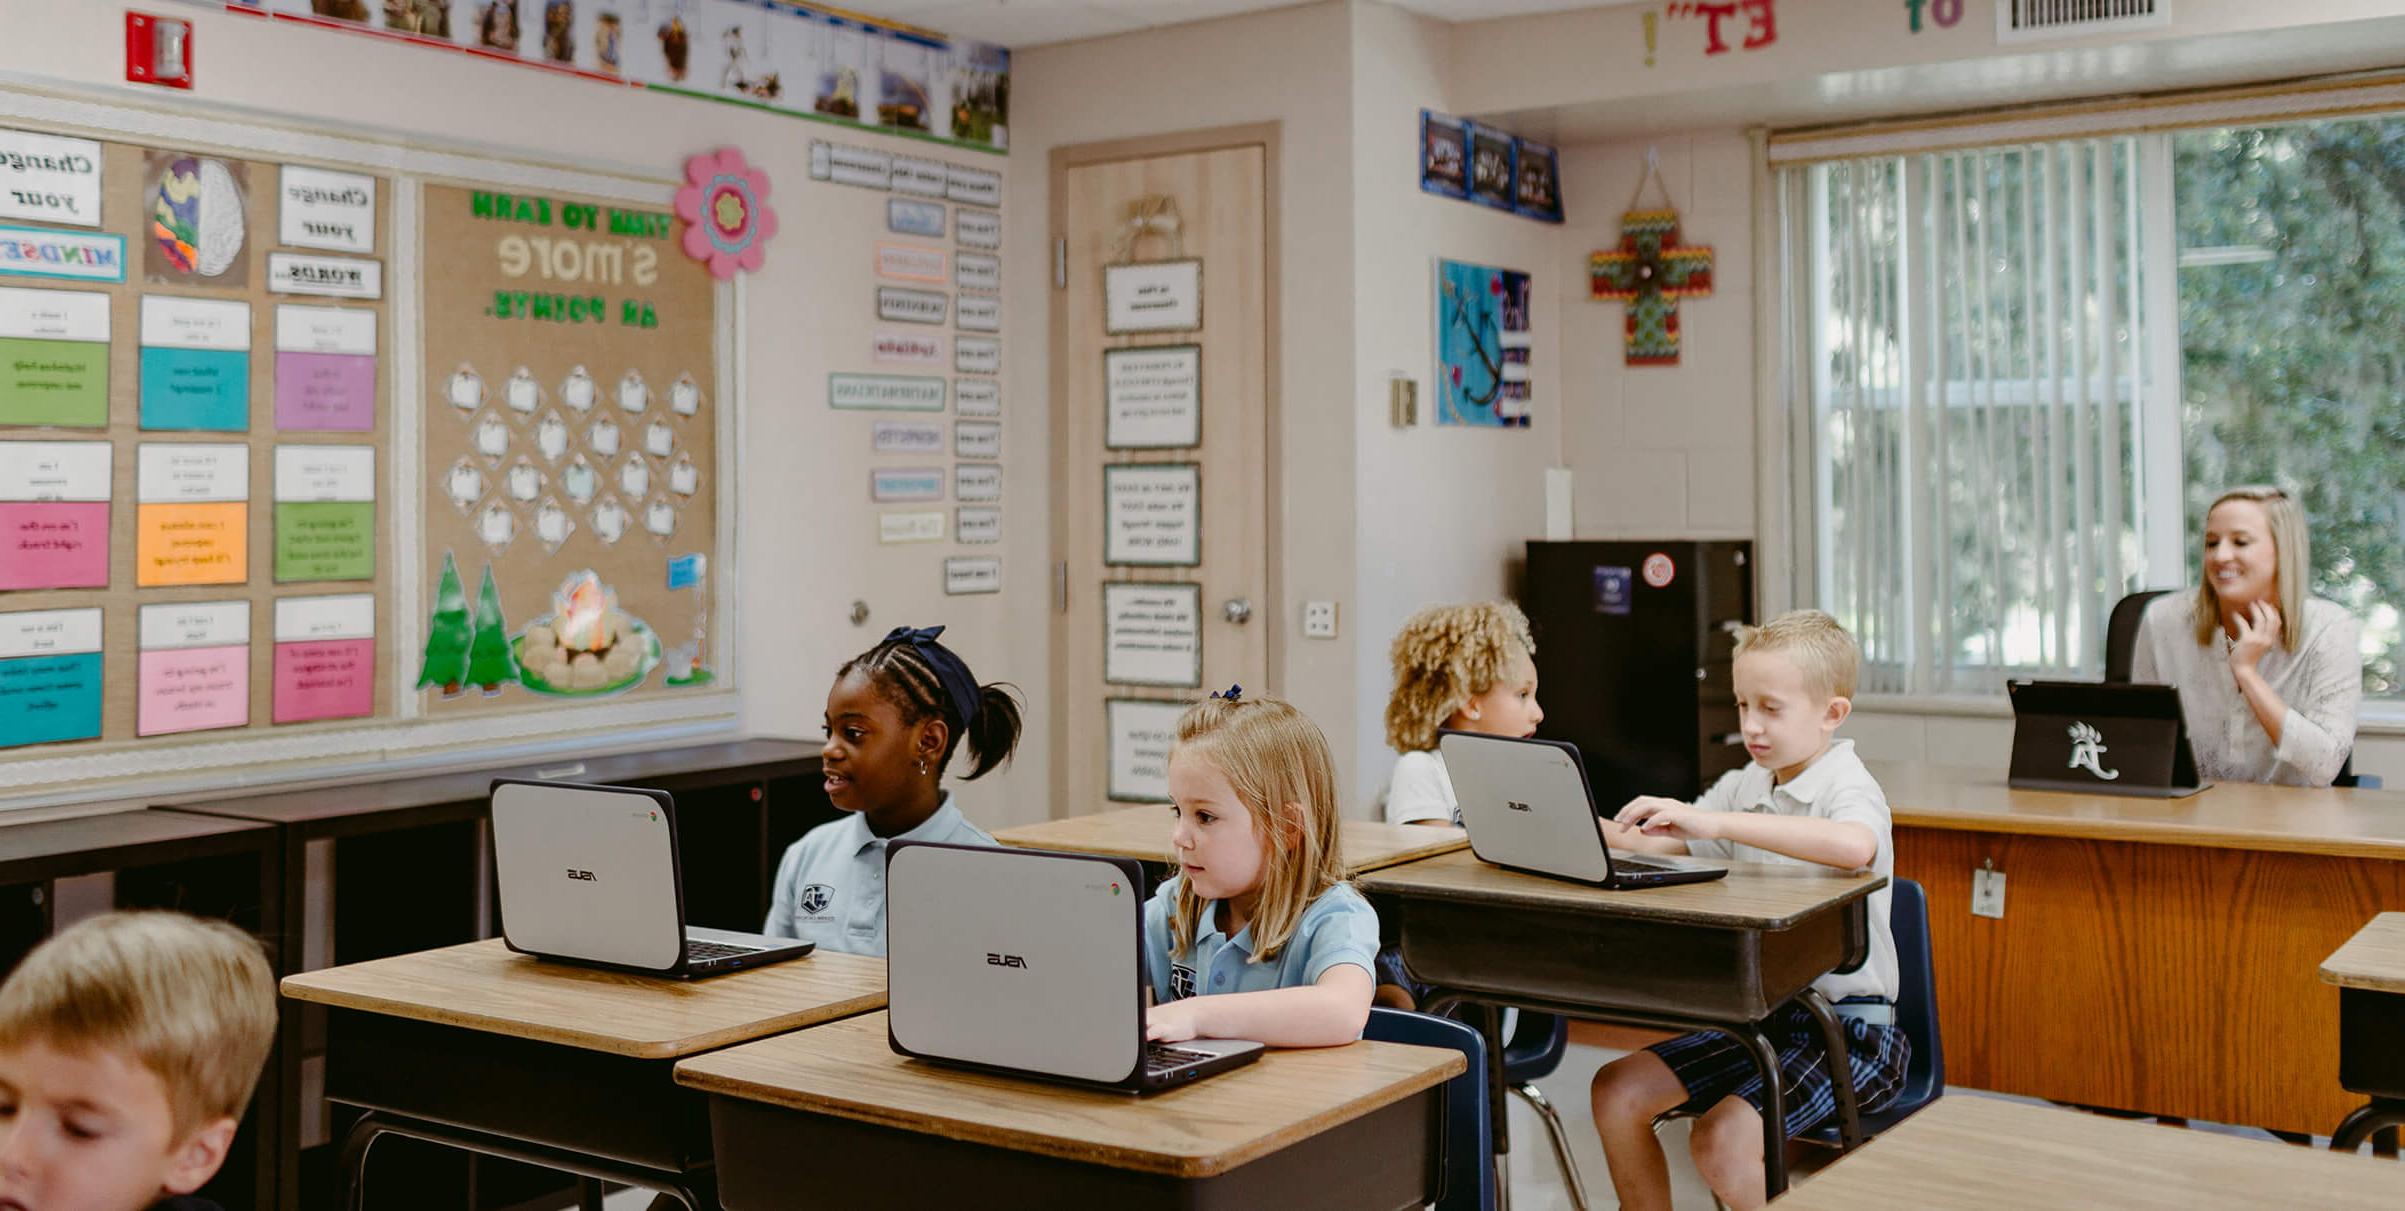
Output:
[137, 600, 249, 737]
[274, 305, 375, 431]
[136, 443, 248, 586]
[273, 445, 374, 582]
[140, 297, 253, 432]
[0, 608, 102, 748]
[0, 441, 110, 590]
[272, 594, 372, 723]
[0, 286, 110, 428]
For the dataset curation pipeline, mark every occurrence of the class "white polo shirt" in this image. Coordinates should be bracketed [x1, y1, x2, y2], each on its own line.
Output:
[762, 794, 994, 956]
[1679, 740, 1899, 1003]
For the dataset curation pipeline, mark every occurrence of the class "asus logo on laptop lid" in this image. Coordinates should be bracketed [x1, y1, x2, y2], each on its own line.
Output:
[565, 868, 596, 882]
[1504, 800, 1533, 813]
[987, 953, 1029, 969]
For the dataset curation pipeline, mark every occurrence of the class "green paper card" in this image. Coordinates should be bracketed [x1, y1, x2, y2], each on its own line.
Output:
[0, 336, 107, 427]
[275, 501, 373, 582]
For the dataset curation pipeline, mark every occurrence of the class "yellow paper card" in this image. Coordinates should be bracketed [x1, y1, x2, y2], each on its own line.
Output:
[136, 501, 248, 586]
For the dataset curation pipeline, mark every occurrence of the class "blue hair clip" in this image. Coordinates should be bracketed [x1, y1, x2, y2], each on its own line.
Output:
[883, 624, 982, 729]
[1211, 683, 1243, 702]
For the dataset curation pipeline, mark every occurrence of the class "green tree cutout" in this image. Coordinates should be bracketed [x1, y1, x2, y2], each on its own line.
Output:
[416, 552, 470, 696]
[466, 564, 521, 694]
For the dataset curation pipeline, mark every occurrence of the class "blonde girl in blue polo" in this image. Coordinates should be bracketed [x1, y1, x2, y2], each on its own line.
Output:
[1142, 688, 1380, 1048]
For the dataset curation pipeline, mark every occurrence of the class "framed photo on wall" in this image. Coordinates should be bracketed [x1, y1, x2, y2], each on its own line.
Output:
[1513, 138, 1563, 223]
[1420, 110, 1469, 199]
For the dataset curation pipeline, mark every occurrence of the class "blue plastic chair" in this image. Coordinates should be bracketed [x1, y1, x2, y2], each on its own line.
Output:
[1364, 1007, 1494, 1211]
[1800, 877, 1944, 1146]
[1501, 1013, 1590, 1209]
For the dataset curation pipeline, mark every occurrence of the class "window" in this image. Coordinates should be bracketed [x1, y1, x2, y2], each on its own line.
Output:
[1785, 110, 2405, 699]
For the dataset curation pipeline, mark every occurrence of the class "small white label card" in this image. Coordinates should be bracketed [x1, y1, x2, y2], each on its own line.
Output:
[274, 593, 374, 642]
[0, 441, 110, 501]
[1104, 259, 1203, 334]
[0, 286, 109, 341]
[1104, 463, 1199, 567]
[955, 463, 1001, 502]
[267, 252, 383, 299]
[0, 129, 103, 227]
[873, 329, 945, 366]
[139, 600, 250, 651]
[876, 242, 947, 283]
[1104, 581, 1203, 688]
[889, 198, 947, 237]
[891, 156, 950, 198]
[830, 373, 945, 412]
[274, 444, 374, 502]
[955, 295, 1001, 333]
[877, 286, 948, 325]
[811, 141, 892, 188]
[955, 252, 1000, 292]
[1104, 344, 1202, 449]
[137, 443, 248, 502]
[279, 165, 377, 253]
[946, 164, 1002, 207]
[944, 556, 1000, 595]
[139, 296, 251, 351]
[879, 509, 946, 544]
[0, 606, 101, 657]
[954, 420, 1001, 460]
[871, 422, 945, 455]
[955, 208, 1000, 250]
[274, 304, 375, 355]
[870, 466, 945, 502]
[954, 378, 1000, 417]
[955, 336, 1000, 375]
[1107, 698, 1185, 802]
[955, 506, 1000, 544]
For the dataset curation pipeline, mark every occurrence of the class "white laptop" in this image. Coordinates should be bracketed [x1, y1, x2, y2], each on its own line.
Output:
[1438, 730, 1728, 889]
[489, 779, 814, 978]
[885, 840, 1265, 1093]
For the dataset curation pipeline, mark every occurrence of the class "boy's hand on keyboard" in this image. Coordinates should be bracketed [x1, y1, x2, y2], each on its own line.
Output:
[1146, 997, 1207, 1043]
[1615, 796, 1720, 842]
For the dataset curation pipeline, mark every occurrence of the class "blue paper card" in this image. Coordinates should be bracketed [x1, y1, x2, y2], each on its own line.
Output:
[0, 652, 103, 748]
[140, 347, 250, 431]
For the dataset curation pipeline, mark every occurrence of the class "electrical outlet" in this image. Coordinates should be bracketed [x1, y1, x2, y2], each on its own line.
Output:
[1302, 601, 1338, 639]
[1971, 866, 2006, 919]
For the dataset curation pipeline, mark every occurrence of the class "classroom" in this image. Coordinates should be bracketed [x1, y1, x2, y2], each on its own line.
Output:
[0, 1, 2402, 1208]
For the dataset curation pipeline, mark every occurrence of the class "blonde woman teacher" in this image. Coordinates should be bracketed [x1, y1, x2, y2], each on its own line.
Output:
[2129, 486, 2361, 787]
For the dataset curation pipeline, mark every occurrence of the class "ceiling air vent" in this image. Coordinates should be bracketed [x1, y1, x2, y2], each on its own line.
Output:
[1997, 0, 2169, 43]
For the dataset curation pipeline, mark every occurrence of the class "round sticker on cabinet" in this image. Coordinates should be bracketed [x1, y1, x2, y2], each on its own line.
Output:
[1641, 552, 1676, 589]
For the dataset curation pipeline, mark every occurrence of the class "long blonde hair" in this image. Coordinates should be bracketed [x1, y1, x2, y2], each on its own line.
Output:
[1168, 692, 1347, 963]
[2192, 485, 2308, 652]
[1384, 601, 1536, 753]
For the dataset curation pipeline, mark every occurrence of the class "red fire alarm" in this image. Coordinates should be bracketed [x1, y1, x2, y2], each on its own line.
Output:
[126, 12, 194, 90]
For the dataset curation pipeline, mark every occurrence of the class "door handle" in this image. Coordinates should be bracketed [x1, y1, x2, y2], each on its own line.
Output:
[1222, 598, 1253, 625]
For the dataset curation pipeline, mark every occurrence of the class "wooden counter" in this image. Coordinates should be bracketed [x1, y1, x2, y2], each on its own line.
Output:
[1876, 761, 2405, 1136]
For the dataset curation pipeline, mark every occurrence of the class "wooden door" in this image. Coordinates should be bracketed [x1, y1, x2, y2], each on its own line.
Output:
[1051, 136, 1272, 814]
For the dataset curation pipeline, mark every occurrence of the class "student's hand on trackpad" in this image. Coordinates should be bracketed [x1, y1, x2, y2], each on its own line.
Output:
[1146, 997, 1206, 1043]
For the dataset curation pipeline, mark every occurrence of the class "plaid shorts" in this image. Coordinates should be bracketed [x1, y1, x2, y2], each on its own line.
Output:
[1647, 1001, 1910, 1137]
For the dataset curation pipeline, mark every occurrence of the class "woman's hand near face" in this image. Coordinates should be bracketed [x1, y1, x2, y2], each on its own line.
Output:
[2231, 599, 2282, 673]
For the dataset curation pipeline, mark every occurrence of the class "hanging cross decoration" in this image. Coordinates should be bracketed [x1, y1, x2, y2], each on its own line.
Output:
[1589, 150, 1714, 365]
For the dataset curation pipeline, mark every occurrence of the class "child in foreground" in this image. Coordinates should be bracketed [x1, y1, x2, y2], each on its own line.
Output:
[1589, 610, 1907, 1211]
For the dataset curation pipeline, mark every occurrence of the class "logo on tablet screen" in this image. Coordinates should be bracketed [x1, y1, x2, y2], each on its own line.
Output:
[798, 884, 834, 915]
[564, 868, 596, 882]
[1504, 799, 1533, 813]
[2066, 722, 2119, 781]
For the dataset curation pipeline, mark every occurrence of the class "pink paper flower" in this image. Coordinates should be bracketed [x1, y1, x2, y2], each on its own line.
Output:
[674, 148, 778, 280]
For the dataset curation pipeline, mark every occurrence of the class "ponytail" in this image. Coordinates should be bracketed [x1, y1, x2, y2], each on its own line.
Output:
[957, 682, 1024, 780]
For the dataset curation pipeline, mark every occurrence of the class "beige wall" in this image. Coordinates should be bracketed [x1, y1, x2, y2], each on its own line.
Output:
[0, 4, 1045, 824]
[1010, 2, 1362, 815]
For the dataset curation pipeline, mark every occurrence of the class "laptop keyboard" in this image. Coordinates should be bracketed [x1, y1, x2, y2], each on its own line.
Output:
[683, 939, 766, 964]
[1144, 1043, 1217, 1076]
[1614, 856, 1683, 875]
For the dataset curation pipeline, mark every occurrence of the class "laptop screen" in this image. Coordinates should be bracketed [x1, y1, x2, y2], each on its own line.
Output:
[489, 780, 686, 972]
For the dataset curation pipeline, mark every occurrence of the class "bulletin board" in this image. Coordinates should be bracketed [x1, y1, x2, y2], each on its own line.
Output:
[0, 130, 395, 748]
[0, 87, 737, 791]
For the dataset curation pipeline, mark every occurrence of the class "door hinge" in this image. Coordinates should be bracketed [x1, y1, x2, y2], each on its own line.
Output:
[1053, 239, 1067, 290]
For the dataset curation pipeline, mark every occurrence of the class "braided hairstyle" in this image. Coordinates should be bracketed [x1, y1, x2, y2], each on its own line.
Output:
[837, 633, 1023, 779]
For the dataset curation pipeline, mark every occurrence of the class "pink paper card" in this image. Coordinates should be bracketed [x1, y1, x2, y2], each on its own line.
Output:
[0, 502, 108, 589]
[273, 351, 375, 431]
[136, 644, 249, 736]
[272, 638, 373, 723]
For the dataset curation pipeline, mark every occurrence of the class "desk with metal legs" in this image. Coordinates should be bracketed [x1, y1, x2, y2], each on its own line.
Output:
[675, 1011, 1464, 1211]
[1358, 851, 1884, 1199]
[2323, 913, 2405, 1153]
[280, 939, 885, 1209]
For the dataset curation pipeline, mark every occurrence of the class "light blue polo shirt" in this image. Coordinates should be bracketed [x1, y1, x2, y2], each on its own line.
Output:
[762, 794, 993, 956]
[1142, 876, 1380, 1002]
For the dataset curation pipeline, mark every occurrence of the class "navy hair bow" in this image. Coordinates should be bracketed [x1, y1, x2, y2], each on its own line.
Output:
[1211, 684, 1243, 702]
[884, 625, 982, 730]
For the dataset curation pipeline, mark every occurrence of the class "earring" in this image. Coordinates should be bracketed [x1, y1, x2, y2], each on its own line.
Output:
[916, 758, 929, 775]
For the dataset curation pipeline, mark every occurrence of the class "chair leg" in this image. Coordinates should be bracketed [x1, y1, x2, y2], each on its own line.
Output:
[2330, 1099, 2405, 1154]
[577, 1177, 607, 1211]
[1493, 1150, 1512, 1211]
[1510, 1081, 1590, 1211]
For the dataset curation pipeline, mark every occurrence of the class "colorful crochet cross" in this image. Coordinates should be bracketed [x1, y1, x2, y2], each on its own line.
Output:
[1590, 208, 1715, 365]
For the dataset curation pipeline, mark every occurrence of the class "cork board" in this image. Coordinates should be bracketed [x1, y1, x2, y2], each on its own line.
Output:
[0, 132, 393, 748]
[416, 182, 719, 713]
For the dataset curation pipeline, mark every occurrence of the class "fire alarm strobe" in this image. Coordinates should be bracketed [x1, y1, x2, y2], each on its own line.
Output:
[126, 12, 194, 90]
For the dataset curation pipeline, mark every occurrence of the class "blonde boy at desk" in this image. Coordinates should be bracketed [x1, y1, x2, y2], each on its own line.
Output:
[1588, 610, 1906, 1211]
[0, 912, 277, 1211]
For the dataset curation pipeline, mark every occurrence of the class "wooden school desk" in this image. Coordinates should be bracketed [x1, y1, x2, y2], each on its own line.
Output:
[280, 939, 884, 1208]
[1357, 850, 1885, 1196]
[2322, 913, 2405, 1149]
[1773, 1095, 2405, 1210]
[1873, 760, 2405, 1136]
[674, 1010, 1464, 1210]
[995, 803, 1468, 876]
